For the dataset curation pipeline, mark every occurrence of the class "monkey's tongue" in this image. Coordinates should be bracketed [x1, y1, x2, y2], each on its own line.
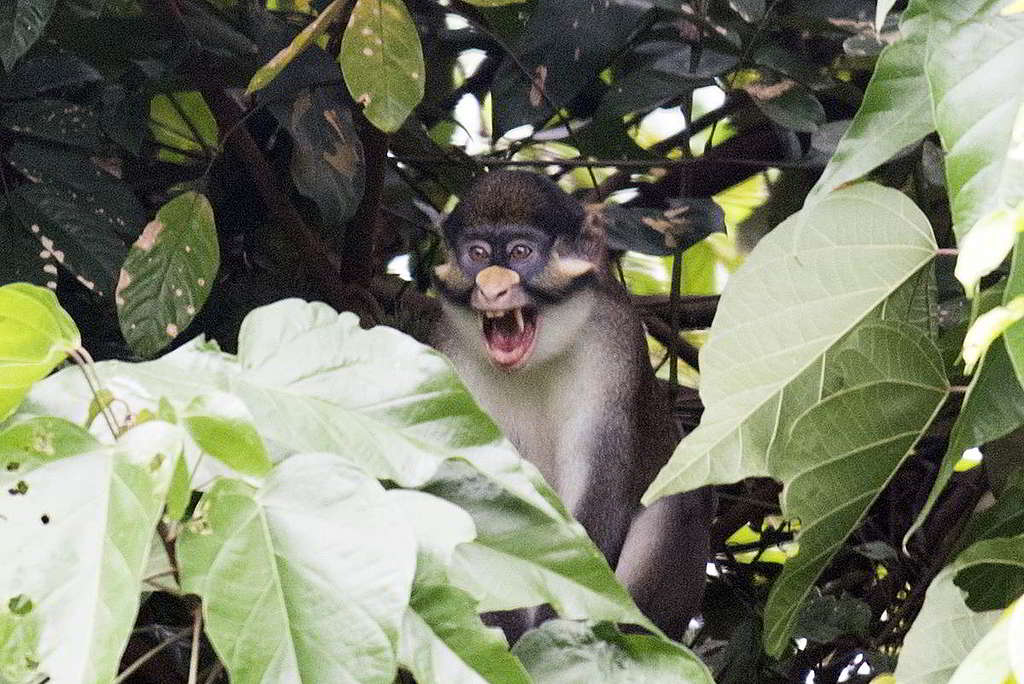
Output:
[483, 308, 536, 368]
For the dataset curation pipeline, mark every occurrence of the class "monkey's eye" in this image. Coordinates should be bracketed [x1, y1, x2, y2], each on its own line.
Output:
[508, 244, 533, 261]
[466, 244, 490, 262]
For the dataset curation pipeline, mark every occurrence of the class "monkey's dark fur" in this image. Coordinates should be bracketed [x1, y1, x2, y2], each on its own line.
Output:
[432, 170, 713, 640]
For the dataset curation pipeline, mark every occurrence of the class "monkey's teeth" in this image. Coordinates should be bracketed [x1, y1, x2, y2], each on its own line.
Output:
[514, 308, 524, 332]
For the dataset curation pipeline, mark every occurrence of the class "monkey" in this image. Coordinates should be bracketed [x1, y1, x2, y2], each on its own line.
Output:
[430, 170, 714, 640]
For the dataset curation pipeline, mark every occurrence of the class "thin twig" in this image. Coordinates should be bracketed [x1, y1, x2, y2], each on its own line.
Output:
[114, 627, 192, 683]
[189, 607, 203, 684]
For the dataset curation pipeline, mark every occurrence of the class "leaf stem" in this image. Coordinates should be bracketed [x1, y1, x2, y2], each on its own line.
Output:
[69, 347, 120, 437]
[188, 606, 203, 684]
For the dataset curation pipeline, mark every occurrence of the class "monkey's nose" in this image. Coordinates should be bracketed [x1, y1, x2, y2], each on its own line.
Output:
[476, 265, 520, 300]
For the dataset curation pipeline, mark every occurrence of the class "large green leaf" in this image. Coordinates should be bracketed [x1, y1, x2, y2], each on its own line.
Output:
[512, 620, 714, 684]
[762, 321, 948, 656]
[177, 452, 417, 684]
[116, 191, 219, 358]
[339, 0, 425, 133]
[643, 183, 938, 503]
[904, 336, 1024, 548]
[927, 14, 1024, 240]
[426, 460, 649, 628]
[0, 283, 80, 421]
[0, 422, 179, 683]
[0, 99, 102, 148]
[808, 33, 933, 200]
[0, 0, 59, 72]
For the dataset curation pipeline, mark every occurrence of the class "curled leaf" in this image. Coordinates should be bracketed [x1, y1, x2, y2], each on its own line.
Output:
[955, 204, 1024, 297]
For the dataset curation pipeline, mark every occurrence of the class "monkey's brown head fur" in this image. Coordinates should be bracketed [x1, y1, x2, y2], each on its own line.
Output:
[434, 171, 610, 371]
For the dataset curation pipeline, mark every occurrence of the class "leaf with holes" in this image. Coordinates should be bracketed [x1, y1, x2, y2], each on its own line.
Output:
[643, 183, 938, 504]
[0, 422, 180, 683]
[8, 182, 128, 297]
[927, 15, 1024, 241]
[339, 0, 425, 133]
[0, 283, 80, 421]
[149, 92, 219, 165]
[116, 192, 219, 358]
[0, 0, 59, 70]
[0, 99, 102, 147]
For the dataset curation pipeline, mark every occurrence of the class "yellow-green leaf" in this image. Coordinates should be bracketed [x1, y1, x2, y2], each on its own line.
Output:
[0, 283, 80, 420]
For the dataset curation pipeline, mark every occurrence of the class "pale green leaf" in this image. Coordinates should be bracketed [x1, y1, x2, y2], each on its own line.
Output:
[0, 416, 98, 472]
[340, 0, 425, 132]
[177, 452, 417, 684]
[182, 391, 271, 476]
[0, 422, 180, 683]
[644, 183, 938, 503]
[0, 283, 80, 421]
[512, 620, 714, 684]
[954, 204, 1024, 296]
[116, 191, 219, 358]
[428, 461, 650, 629]
[962, 296, 1024, 373]
[928, 15, 1024, 240]
[387, 489, 476, 584]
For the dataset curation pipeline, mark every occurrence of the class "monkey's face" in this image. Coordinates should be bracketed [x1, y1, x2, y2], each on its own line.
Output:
[435, 225, 596, 371]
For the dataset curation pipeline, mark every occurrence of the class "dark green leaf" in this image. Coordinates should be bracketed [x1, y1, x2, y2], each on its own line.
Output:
[0, 0, 58, 70]
[744, 77, 825, 133]
[601, 200, 725, 256]
[116, 192, 219, 358]
[5, 141, 146, 241]
[0, 99, 102, 147]
[512, 620, 713, 683]
[339, 0, 426, 133]
[491, 0, 648, 136]
[0, 206, 57, 288]
[0, 54, 102, 99]
[9, 182, 128, 297]
[793, 591, 872, 643]
[954, 536, 1024, 611]
[287, 91, 366, 227]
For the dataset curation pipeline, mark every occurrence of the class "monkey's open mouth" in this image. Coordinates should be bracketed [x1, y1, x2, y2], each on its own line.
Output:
[480, 307, 537, 369]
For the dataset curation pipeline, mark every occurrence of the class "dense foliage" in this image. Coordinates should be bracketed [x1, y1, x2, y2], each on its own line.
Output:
[2, 0, 1024, 682]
